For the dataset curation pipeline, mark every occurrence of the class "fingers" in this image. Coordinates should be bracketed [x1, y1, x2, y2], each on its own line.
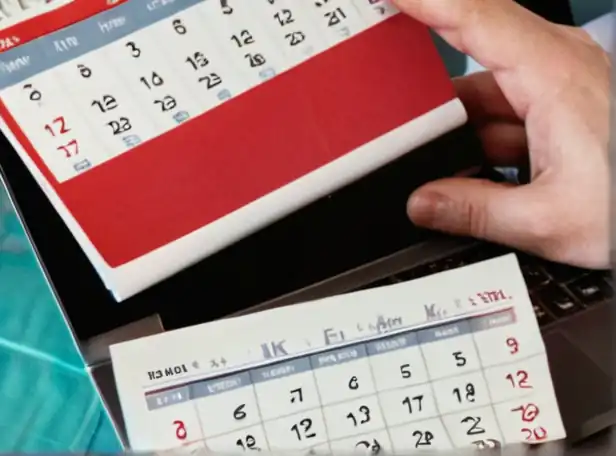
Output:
[392, 0, 559, 71]
[407, 178, 548, 253]
[453, 72, 519, 123]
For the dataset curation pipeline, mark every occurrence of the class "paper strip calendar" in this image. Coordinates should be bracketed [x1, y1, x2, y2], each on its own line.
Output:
[110, 254, 567, 452]
[0, 0, 466, 301]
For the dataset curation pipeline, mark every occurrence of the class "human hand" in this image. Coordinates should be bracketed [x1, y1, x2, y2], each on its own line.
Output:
[393, 0, 610, 269]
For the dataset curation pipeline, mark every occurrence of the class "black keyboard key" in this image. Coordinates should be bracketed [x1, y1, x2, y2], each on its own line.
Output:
[437, 254, 469, 271]
[520, 263, 550, 290]
[543, 261, 587, 283]
[567, 273, 612, 306]
[535, 283, 582, 318]
[601, 270, 613, 287]
[529, 293, 554, 327]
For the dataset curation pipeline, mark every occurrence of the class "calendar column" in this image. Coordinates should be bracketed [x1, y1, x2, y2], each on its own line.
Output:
[195, 1, 289, 88]
[419, 320, 504, 450]
[192, 371, 269, 453]
[471, 308, 567, 445]
[144, 386, 205, 452]
[247, 0, 329, 68]
[253, 358, 329, 452]
[366, 332, 444, 453]
[367, 332, 451, 452]
[310, 345, 391, 454]
[303, 0, 369, 46]
[0, 44, 113, 182]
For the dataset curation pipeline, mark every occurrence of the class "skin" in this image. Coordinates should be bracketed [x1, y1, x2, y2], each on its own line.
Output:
[392, 0, 610, 270]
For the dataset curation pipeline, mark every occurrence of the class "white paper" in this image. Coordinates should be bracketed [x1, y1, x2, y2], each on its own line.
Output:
[111, 254, 567, 453]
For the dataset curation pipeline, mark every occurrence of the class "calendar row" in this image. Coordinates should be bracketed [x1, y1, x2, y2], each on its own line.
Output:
[198, 394, 558, 452]
[0, 0, 399, 182]
[146, 354, 553, 446]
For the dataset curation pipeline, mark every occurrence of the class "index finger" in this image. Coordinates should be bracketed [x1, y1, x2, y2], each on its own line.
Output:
[392, 0, 561, 72]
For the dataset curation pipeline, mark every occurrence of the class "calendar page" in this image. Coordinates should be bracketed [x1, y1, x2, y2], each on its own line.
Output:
[110, 254, 566, 453]
[0, 0, 467, 301]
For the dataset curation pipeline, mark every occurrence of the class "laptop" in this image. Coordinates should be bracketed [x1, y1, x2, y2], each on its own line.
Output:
[0, 0, 613, 451]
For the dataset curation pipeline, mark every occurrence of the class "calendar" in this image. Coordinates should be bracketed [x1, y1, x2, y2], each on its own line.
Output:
[0, 0, 466, 301]
[110, 254, 566, 453]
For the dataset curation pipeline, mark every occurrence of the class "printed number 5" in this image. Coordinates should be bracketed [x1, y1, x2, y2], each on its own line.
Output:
[174, 420, 187, 440]
[453, 351, 466, 367]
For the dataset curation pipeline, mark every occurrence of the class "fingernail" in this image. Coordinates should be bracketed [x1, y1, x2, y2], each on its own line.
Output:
[408, 192, 450, 227]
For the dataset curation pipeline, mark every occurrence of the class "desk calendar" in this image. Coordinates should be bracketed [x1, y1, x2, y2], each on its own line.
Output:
[0, 0, 466, 301]
[110, 254, 567, 453]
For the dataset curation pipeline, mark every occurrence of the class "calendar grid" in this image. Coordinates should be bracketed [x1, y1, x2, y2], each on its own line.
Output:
[0, 0, 402, 183]
[140, 305, 554, 452]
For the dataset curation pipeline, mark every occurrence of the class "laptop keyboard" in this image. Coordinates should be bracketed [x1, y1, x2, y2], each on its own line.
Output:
[355, 244, 613, 330]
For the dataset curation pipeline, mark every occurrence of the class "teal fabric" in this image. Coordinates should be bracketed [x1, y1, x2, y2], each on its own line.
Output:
[0, 182, 122, 452]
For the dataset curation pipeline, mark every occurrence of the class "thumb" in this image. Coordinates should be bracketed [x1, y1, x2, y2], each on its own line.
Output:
[408, 178, 545, 252]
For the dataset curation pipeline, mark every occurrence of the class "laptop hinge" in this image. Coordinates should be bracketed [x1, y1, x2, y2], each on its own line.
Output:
[83, 314, 165, 367]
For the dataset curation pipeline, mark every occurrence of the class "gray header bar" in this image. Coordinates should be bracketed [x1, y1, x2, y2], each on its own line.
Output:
[310, 344, 367, 369]
[418, 320, 472, 344]
[470, 308, 516, 332]
[366, 332, 418, 356]
[189, 371, 251, 401]
[0, 0, 203, 90]
[251, 357, 312, 384]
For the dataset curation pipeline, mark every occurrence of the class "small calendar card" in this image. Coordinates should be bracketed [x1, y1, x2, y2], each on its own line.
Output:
[0, 0, 466, 301]
[110, 254, 566, 453]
